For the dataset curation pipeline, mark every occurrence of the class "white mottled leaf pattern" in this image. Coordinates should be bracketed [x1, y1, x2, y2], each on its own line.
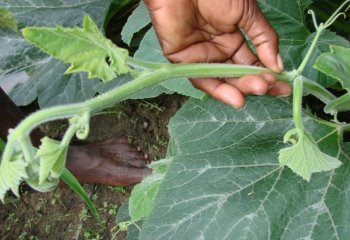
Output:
[0, 0, 112, 106]
[139, 96, 350, 240]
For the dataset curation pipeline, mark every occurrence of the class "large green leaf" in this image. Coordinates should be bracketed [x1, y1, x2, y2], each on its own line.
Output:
[10, 59, 99, 108]
[300, 31, 350, 87]
[139, 96, 349, 239]
[0, 0, 113, 106]
[258, 0, 349, 87]
[258, 0, 311, 42]
[121, 1, 150, 45]
[0, 27, 46, 77]
[0, 0, 110, 28]
[314, 45, 350, 92]
[258, 0, 310, 71]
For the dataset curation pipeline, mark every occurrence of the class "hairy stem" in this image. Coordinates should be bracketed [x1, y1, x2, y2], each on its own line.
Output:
[325, 93, 350, 114]
[61, 124, 79, 147]
[1, 61, 335, 165]
[1, 63, 271, 164]
[293, 76, 304, 131]
[297, 26, 323, 74]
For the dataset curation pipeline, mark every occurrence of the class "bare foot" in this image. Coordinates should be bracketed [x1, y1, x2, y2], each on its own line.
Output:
[66, 137, 152, 186]
[0, 89, 151, 186]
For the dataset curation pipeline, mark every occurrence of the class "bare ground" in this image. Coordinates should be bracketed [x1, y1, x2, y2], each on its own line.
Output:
[0, 94, 187, 240]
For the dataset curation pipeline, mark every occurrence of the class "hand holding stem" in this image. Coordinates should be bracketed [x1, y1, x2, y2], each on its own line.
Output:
[144, 0, 291, 108]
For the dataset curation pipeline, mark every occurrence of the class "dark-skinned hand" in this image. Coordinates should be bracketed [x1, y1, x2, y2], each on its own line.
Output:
[144, 0, 291, 108]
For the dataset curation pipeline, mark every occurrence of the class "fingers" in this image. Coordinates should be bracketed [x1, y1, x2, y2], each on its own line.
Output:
[238, 0, 283, 73]
[190, 73, 281, 109]
[144, 0, 202, 56]
[225, 74, 275, 95]
[191, 73, 291, 109]
[267, 81, 292, 96]
[191, 77, 246, 109]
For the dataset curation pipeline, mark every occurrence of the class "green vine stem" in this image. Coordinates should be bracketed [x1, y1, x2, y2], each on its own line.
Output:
[1, 60, 339, 166]
[297, 25, 323, 74]
[325, 93, 350, 114]
[278, 72, 337, 105]
[292, 76, 304, 131]
[298, 0, 350, 74]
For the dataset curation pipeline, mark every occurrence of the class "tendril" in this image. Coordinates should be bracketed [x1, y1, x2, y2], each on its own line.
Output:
[324, 0, 350, 28]
[111, 221, 141, 240]
[69, 112, 90, 140]
[308, 10, 319, 30]
[324, 12, 347, 28]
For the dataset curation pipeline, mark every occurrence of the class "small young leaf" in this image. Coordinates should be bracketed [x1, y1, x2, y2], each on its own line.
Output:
[314, 45, 350, 91]
[279, 129, 342, 181]
[0, 8, 17, 32]
[129, 158, 171, 222]
[22, 15, 130, 82]
[36, 137, 68, 184]
[148, 158, 171, 175]
[0, 151, 28, 201]
[129, 173, 164, 222]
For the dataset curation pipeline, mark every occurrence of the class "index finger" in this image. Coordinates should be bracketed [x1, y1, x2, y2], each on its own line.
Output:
[238, 1, 283, 73]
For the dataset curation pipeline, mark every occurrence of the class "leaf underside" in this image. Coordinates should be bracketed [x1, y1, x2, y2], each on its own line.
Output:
[0, 151, 28, 202]
[36, 137, 68, 184]
[279, 130, 342, 181]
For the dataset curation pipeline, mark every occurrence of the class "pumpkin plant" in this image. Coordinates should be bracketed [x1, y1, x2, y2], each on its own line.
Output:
[0, 0, 350, 239]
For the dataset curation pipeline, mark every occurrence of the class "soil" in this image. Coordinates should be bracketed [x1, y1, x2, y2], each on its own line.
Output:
[0, 94, 187, 240]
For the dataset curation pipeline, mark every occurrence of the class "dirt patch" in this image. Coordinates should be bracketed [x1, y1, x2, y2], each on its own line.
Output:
[0, 94, 187, 240]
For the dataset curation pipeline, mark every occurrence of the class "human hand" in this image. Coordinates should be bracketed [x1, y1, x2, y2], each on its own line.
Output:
[144, 0, 291, 108]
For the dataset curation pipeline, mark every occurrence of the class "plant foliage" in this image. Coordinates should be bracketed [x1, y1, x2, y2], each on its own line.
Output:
[23, 16, 130, 82]
[0, 0, 113, 108]
[0, 0, 350, 239]
[138, 97, 349, 240]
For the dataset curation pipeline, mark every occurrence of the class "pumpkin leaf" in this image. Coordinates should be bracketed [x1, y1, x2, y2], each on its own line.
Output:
[36, 137, 68, 184]
[22, 16, 130, 82]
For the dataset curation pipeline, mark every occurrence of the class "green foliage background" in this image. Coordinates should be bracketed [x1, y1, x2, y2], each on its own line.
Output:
[0, 0, 350, 239]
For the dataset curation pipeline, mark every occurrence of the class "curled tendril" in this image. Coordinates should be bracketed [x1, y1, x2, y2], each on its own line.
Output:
[111, 221, 141, 240]
[308, 1, 350, 30]
[308, 10, 320, 30]
[75, 112, 90, 139]
[283, 128, 300, 145]
[324, 12, 347, 28]
[324, 0, 350, 28]
[346, 4, 350, 12]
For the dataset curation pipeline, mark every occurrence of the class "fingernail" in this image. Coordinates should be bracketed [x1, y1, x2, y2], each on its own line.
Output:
[277, 54, 284, 72]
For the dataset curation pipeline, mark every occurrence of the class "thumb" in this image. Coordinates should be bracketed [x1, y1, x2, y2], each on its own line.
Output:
[238, 1, 283, 72]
